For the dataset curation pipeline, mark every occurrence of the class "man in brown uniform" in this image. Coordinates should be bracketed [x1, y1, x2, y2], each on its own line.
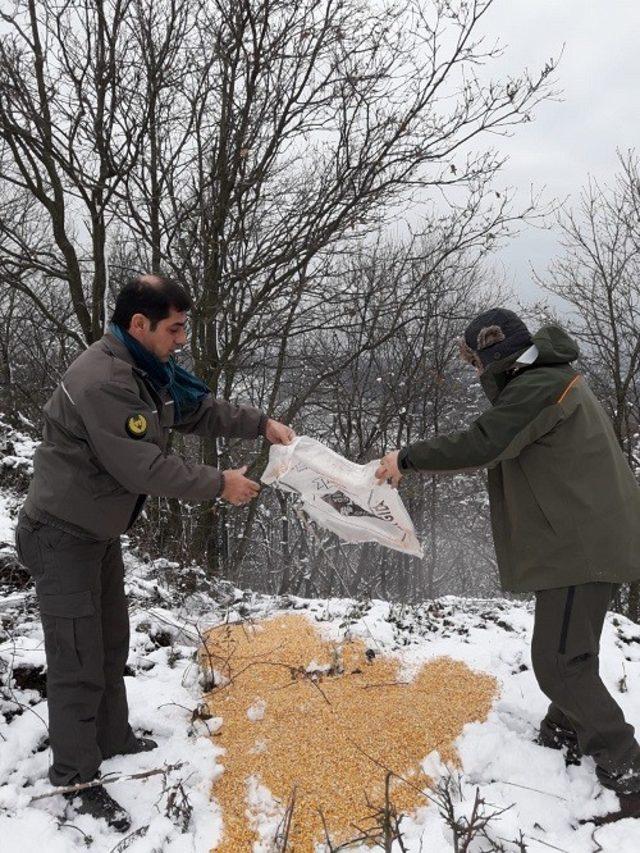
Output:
[377, 308, 640, 825]
[15, 274, 294, 830]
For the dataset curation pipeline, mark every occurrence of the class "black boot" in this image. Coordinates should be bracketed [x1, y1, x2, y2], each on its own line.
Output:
[64, 784, 131, 833]
[123, 736, 158, 755]
[582, 791, 640, 826]
[536, 718, 582, 766]
[103, 733, 159, 759]
[596, 756, 640, 795]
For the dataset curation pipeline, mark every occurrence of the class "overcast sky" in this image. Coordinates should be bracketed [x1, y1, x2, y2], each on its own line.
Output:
[473, 0, 640, 304]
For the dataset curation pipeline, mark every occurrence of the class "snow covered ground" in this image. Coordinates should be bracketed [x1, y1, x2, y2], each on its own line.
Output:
[2, 456, 640, 849]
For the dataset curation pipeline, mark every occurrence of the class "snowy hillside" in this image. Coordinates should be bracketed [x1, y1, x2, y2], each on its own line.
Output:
[2, 426, 640, 851]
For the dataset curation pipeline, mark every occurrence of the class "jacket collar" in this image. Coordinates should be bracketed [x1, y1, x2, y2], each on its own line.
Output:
[100, 331, 145, 375]
[99, 332, 170, 409]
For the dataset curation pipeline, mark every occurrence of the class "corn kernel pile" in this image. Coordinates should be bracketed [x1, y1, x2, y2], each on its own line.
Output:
[203, 614, 496, 850]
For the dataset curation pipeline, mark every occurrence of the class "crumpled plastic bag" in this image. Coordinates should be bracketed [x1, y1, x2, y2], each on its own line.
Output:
[261, 436, 423, 557]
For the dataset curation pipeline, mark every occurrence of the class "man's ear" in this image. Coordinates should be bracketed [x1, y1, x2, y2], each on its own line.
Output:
[129, 313, 149, 333]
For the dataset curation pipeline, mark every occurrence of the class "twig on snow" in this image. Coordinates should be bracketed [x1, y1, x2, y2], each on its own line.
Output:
[30, 762, 185, 802]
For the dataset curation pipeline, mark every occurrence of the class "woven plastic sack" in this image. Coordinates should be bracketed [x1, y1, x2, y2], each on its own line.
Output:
[261, 436, 423, 557]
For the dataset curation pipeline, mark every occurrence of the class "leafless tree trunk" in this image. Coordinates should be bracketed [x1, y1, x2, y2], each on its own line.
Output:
[0, 0, 558, 588]
[0, 0, 149, 343]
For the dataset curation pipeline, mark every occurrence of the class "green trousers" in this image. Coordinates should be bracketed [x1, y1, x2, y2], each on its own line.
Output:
[532, 582, 640, 786]
[15, 510, 137, 786]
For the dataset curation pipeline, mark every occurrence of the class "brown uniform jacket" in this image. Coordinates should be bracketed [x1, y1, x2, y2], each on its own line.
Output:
[24, 333, 265, 540]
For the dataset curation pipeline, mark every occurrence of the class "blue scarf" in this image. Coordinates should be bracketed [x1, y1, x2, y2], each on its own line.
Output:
[110, 323, 209, 422]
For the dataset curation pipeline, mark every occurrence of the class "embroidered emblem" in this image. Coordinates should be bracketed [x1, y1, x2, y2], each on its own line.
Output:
[126, 414, 148, 439]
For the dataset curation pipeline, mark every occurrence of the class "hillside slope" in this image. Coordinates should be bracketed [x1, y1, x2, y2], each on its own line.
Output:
[1, 422, 639, 851]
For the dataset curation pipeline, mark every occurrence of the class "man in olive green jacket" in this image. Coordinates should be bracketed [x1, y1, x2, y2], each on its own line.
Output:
[15, 274, 294, 831]
[377, 308, 640, 824]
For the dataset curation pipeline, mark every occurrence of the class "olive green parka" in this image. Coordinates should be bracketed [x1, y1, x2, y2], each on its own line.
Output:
[397, 326, 640, 592]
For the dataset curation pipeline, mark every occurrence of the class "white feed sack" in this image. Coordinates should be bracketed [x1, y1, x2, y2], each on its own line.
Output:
[261, 437, 423, 557]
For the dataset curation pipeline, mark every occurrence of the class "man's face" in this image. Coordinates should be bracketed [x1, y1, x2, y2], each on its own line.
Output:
[128, 309, 188, 362]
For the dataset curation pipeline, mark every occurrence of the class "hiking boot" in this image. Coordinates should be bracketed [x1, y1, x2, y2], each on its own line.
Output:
[582, 791, 640, 826]
[536, 719, 582, 766]
[103, 734, 159, 759]
[64, 784, 131, 833]
[596, 756, 640, 795]
[124, 736, 158, 755]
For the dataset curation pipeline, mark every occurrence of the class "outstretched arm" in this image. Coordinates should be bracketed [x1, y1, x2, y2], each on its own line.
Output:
[376, 370, 577, 483]
[174, 396, 296, 446]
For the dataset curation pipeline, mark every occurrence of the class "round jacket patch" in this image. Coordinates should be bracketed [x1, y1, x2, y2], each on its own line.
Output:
[126, 414, 148, 439]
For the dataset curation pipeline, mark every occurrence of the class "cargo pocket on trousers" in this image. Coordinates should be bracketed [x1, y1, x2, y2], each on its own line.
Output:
[39, 590, 96, 672]
[14, 520, 45, 577]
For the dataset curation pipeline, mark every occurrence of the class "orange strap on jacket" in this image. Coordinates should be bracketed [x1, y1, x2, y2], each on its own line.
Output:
[557, 374, 581, 404]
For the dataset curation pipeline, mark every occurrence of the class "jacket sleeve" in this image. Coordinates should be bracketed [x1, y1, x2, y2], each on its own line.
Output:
[76, 381, 223, 499]
[172, 394, 267, 439]
[399, 373, 570, 473]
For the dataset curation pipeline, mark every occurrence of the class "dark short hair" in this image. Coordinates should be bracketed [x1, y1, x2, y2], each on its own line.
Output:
[111, 275, 191, 330]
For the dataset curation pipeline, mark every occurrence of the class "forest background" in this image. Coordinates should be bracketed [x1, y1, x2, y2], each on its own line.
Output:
[1, 0, 639, 616]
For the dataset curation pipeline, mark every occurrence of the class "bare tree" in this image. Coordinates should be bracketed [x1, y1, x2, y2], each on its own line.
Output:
[224, 232, 503, 600]
[0, 0, 559, 582]
[0, 0, 149, 343]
